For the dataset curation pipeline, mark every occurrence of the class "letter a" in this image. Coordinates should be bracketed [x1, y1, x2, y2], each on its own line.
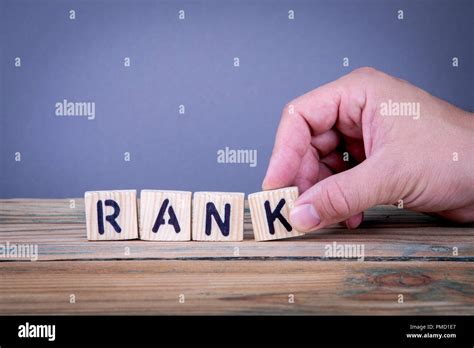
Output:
[152, 199, 181, 233]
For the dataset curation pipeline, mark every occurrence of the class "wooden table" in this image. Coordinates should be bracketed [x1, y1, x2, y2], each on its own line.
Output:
[1, 199, 473, 315]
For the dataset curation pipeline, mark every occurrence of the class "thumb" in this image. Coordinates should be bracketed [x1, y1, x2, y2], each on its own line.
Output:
[289, 157, 392, 231]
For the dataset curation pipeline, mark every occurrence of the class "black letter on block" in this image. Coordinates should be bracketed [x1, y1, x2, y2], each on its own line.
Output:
[97, 199, 122, 234]
[205, 202, 231, 236]
[152, 198, 181, 233]
[264, 199, 292, 235]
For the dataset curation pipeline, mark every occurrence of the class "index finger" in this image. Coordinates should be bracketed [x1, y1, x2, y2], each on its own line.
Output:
[262, 79, 344, 190]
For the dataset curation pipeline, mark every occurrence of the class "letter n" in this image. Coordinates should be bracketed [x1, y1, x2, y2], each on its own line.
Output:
[205, 202, 231, 236]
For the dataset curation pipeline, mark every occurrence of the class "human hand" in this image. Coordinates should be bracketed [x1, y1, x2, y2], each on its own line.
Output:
[263, 67, 474, 232]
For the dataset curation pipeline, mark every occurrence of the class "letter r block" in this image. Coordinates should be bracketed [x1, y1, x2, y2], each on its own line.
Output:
[139, 190, 192, 241]
[248, 187, 305, 241]
[192, 192, 244, 241]
[85, 190, 139, 241]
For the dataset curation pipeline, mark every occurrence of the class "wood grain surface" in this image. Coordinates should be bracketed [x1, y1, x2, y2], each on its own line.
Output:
[1, 198, 473, 315]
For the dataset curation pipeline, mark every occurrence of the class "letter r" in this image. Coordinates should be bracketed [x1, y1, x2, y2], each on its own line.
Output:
[97, 199, 122, 234]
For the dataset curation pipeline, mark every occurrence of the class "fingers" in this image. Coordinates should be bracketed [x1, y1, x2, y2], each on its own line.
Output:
[262, 80, 345, 190]
[289, 155, 390, 231]
[262, 109, 311, 190]
[278, 130, 344, 194]
[344, 212, 364, 229]
[263, 70, 369, 191]
[320, 151, 351, 173]
[263, 68, 381, 232]
[317, 162, 333, 182]
[293, 147, 320, 193]
[311, 129, 341, 157]
[343, 136, 366, 163]
[306, 154, 365, 231]
[436, 204, 474, 224]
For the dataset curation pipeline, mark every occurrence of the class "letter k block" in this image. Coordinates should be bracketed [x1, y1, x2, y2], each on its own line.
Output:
[248, 187, 305, 241]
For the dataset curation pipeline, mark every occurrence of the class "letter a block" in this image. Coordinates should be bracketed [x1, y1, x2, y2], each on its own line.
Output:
[192, 192, 244, 241]
[139, 190, 192, 241]
[85, 190, 139, 241]
[248, 187, 305, 241]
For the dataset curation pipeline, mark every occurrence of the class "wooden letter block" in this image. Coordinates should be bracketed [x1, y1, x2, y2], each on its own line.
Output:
[248, 187, 305, 241]
[192, 192, 244, 241]
[139, 190, 192, 241]
[85, 190, 138, 241]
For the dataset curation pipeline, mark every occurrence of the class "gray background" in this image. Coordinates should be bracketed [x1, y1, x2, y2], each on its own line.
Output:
[1, 0, 472, 198]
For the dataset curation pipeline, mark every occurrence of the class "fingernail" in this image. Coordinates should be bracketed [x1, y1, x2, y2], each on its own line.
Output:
[290, 204, 321, 231]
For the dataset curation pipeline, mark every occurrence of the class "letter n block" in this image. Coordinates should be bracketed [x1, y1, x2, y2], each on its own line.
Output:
[248, 187, 305, 241]
[84, 190, 139, 241]
[139, 190, 192, 241]
[192, 192, 244, 241]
